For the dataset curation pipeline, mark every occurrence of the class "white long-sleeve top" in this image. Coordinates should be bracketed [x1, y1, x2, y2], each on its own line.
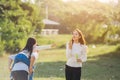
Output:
[34, 45, 51, 51]
[66, 42, 87, 67]
[10, 45, 52, 72]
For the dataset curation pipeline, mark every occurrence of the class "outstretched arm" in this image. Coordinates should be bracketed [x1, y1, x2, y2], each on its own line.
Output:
[34, 44, 56, 51]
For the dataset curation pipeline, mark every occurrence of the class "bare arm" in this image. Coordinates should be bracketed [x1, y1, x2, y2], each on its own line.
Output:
[8, 54, 16, 71]
[29, 56, 35, 74]
[8, 57, 13, 71]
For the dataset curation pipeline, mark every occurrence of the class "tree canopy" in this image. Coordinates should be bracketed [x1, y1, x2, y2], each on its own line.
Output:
[0, 0, 43, 54]
[36, 0, 120, 43]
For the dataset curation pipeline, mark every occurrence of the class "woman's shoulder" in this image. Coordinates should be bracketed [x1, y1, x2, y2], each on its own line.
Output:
[66, 41, 69, 44]
[32, 52, 38, 55]
[66, 41, 72, 45]
[31, 52, 38, 59]
[66, 41, 70, 45]
[9, 54, 17, 59]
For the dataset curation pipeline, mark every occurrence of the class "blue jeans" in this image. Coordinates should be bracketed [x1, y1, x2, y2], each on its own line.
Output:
[10, 72, 13, 80]
[29, 72, 34, 80]
[29, 66, 35, 80]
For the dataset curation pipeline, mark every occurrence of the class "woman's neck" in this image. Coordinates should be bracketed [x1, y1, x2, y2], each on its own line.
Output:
[74, 40, 79, 43]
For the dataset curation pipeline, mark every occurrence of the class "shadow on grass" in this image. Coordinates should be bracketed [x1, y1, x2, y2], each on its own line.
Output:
[82, 49, 120, 80]
[34, 61, 66, 78]
[34, 49, 120, 80]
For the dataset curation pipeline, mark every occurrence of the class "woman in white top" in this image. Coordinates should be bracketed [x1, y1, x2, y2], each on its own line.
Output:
[8, 37, 37, 80]
[28, 44, 53, 80]
[8, 37, 54, 80]
[65, 29, 87, 80]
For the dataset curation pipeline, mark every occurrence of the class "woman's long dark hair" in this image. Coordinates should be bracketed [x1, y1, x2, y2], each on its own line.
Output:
[23, 37, 36, 59]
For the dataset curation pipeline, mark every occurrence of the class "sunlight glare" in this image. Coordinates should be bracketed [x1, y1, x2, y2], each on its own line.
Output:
[62, 0, 118, 3]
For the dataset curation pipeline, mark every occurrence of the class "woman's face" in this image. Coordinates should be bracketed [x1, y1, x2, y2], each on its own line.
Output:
[72, 30, 81, 41]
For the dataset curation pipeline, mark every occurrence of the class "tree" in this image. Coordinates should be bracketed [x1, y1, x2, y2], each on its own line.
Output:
[36, 0, 120, 43]
[0, 0, 43, 54]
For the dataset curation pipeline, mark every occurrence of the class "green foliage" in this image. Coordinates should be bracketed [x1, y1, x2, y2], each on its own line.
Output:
[0, 0, 43, 54]
[36, 0, 120, 44]
[117, 44, 120, 51]
[0, 40, 5, 56]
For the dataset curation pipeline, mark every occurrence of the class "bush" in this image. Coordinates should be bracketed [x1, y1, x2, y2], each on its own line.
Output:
[116, 44, 120, 51]
[107, 39, 120, 45]
[4, 38, 28, 54]
[58, 44, 66, 48]
[0, 41, 5, 56]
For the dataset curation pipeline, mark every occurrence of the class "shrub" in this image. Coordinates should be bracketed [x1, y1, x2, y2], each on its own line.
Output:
[116, 44, 120, 51]
[0, 41, 5, 56]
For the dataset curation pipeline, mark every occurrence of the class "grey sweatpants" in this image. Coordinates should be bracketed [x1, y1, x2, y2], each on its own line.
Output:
[11, 70, 28, 80]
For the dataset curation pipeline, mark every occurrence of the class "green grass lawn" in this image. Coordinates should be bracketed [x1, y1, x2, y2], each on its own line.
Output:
[36, 34, 72, 48]
[0, 35, 120, 80]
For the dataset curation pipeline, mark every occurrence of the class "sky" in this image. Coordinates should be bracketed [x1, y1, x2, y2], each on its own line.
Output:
[98, 0, 118, 3]
[22, 0, 118, 4]
[62, 0, 118, 3]
[21, 0, 35, 4]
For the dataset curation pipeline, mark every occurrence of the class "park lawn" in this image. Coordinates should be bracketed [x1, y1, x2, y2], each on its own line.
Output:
[34, 44, 120, 80]
[0, 44, 120, 80]
[36, 34, 72, 48]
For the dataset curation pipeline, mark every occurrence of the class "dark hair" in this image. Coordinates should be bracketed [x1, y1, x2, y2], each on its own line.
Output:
[23, 37, 36, 59]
